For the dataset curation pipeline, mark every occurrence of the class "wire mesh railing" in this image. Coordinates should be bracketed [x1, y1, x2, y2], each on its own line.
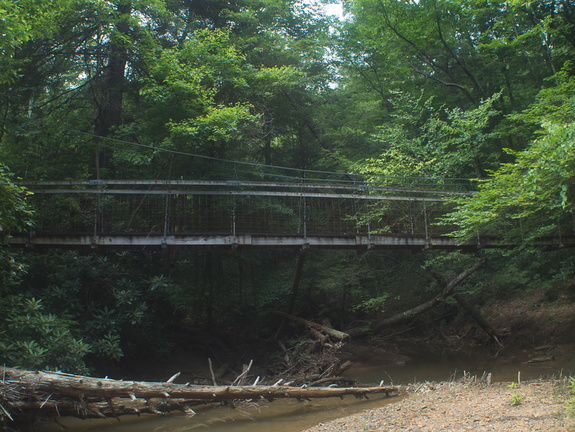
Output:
[22, 180, 461, 240]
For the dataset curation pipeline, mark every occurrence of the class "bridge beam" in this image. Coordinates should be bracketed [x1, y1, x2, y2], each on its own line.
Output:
[5, 233, 523, 251]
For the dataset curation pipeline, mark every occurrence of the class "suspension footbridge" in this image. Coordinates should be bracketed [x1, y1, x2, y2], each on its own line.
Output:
[6, 179, 573, 251]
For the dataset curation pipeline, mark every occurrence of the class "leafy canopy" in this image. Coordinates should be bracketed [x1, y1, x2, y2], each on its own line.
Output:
[442, 67, 575, 246]
[442, 122, 575, 244]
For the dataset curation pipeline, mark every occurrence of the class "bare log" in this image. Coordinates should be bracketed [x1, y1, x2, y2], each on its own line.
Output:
[1, 367, 398, 421]
[274, 311, 350, 341]
[4, 368, 391, 400]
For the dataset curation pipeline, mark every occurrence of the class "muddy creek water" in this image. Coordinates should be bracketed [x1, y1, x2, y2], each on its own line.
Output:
[40, 344, 575, 432]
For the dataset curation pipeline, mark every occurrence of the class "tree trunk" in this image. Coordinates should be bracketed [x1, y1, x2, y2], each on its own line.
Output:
[93, 1, 131, 179]
[274, 252, 306, 339]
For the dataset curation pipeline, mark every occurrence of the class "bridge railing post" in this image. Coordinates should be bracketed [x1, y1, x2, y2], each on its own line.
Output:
[89, 180, 110, 246]
[93, 192, 101, 246]
[300, 173, 307, 239]
[163, 192, 170, 245]
[303, 196, 307, 239]
[367, 216, 375, 249]
[353, 199, 359, 234]
[410, 201, 415, 234]
[423, 202, 430, 247]
[93, 195, 98, 241]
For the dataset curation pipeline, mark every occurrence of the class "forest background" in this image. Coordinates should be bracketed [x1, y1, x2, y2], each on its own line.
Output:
[1, 0, 575, 376]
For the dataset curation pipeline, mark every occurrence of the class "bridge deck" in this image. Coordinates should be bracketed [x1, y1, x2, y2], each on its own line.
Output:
[9, 232, 571, 251]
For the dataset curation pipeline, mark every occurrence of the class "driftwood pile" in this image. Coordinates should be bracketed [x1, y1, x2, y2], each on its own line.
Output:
[0, 367, 399, 425]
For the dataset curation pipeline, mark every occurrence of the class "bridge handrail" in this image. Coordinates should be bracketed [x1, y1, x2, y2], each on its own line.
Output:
[26, 188, 450, 202]
[19, 180, 473, 201]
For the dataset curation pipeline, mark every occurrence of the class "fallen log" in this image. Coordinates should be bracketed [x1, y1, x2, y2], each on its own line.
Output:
[1, 367, 399, 421]
[428, 259, 502, 346]
[274, 311, 350, 341]
[451, 292, 503, 347]
[374, 257, 487, 330]
[4, 367, 392, 400]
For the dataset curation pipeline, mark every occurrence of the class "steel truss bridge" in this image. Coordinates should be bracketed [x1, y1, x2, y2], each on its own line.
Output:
[6, 179, 573, 251]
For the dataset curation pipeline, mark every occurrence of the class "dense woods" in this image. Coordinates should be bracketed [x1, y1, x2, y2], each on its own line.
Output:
[1, 0, 575, 382]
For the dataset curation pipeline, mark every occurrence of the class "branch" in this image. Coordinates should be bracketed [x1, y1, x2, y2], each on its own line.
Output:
[406, 60, 478, 107]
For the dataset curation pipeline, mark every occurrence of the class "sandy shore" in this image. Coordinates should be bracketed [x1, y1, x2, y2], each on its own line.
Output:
[303, 379, 575, 432]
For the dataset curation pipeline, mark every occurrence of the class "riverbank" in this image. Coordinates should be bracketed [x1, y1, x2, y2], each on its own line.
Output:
[303, 378, 575, 432]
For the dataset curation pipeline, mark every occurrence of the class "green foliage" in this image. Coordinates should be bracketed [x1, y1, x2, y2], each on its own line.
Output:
[507, 381, 523, 406]
[346, 93, 502, 234]
[0, 295, 90, 373]
[0, 163, 33, 234]
[287, 338, 313, 360]
[333, 0, 575, 185]
[0, 0, 73, 84]
[302, 250, 430, 327]
[1, 0, 575, 377]
[440, 66, 575, 246]
[354, 92, 502, 182]
[90, 334, 124, 362]
[509, 392, 523, 406]
[0, 250, 27, 291]
[353, 294, 390, 315]
[1, 251, 162, 371]
[442, 122, 575, 244]
[566, 377, 575, 418]
[346, 0, 570, 111]
[514, 64, 575, 127]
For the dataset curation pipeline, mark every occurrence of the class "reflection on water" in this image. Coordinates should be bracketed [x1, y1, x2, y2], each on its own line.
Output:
[39, 394, 402, 432]
[38, 344, 575, 432]
[345, 343, 575, 386]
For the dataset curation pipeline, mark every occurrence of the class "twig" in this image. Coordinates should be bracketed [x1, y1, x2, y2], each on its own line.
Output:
[167, 372, 181, 384]
[208, 358, 217, 386]
[0, 403, 14, 421]
[232, 360, 253, 386]
[40, 394, 52, 409]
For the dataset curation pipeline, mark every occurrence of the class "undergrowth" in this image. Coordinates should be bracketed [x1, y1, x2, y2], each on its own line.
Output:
[566, 377, 575, 418]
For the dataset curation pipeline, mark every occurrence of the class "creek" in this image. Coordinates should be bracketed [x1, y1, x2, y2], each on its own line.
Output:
[38, 344, 575, 432]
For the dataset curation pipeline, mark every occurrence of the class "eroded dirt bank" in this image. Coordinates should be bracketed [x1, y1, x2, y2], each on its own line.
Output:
[303, 379, 575, 432]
